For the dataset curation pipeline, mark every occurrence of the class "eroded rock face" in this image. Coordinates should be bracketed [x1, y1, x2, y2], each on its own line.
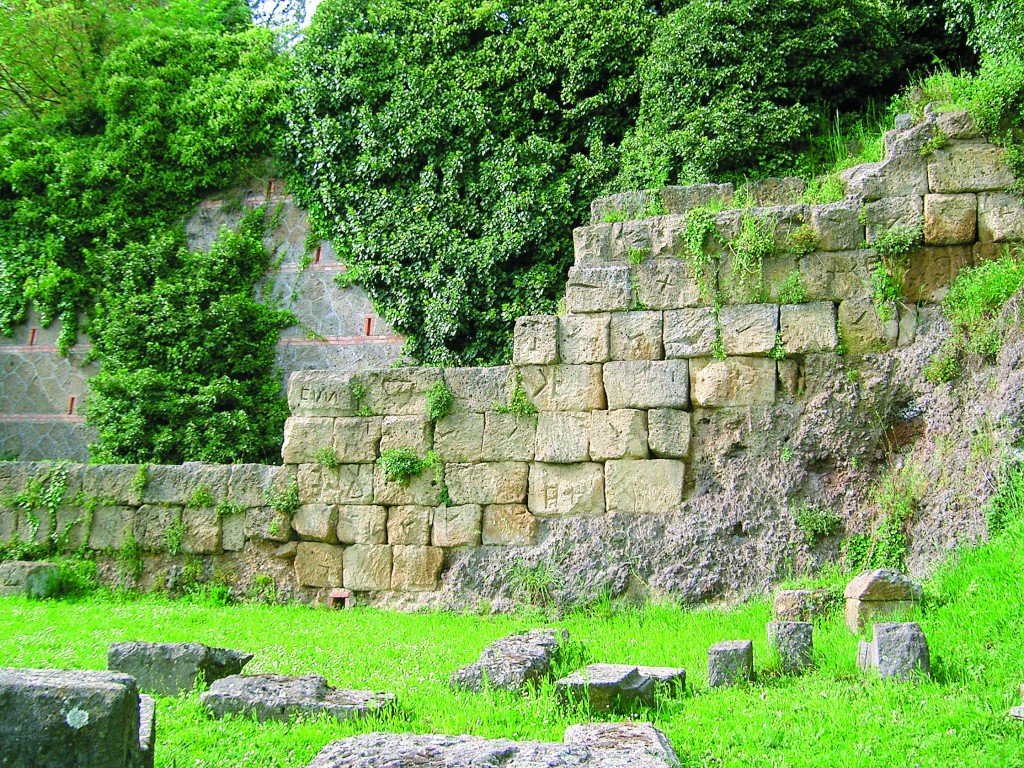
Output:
[451, 628, 568, 692]
[108, 641, 253, 697]
[199, 674, 394, 723]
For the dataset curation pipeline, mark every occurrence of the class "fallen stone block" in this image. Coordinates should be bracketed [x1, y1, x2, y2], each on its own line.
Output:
[772, 588, 837, 622]
[708, 640, 753, 687]
[844, 568, 922, 633]
[0, 560, 60, 599]
[637, 665, 686, 693]
[766, 622, 813, 673]
[556, 664, 656, 712]
[108, 641, 253, 697]
[200, 674, 394, 723]
[451, 628, 568, 692]
[0, 668, 153, 768]
[856, 622, 931, 681]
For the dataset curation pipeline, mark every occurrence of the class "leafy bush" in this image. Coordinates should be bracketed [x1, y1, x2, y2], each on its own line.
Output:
[425, 380, 454, 422]
[378, 448, 435, 485]
[943, 251, 1024, 359]
[792, 502, 842, 545]
[970, 56, 1024, 192]
[946, 0, 1024, 60]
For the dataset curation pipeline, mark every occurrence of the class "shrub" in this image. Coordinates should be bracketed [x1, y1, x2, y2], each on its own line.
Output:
[943, 251, 1024, 359]
[986, 462, 1024, 535]
[425, 380, 454, 422]
[971, 56, 1024, 192]
[378, 448, 435, 485]
[793, 502, 842, 545]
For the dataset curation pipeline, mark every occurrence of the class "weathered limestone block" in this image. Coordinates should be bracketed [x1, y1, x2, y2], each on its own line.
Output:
[445, 366, 514, 413]
[609, 218, 655, 260]
[181, 508, 221, 554]
[373, 465, 441, 506]
[842, 153, 928, 202]
[928, 144, 1014, 193]
[226, 464, 281, 507]
[837, 300, 899, 354]
[337, 505, 387, 545]
[291, 504, 338, 543]
[708, 640, 754, 687]
[710, 209, 745, 248]
[200, 675, 394, 724]
[0, 668, 152, 768]
[558, 314, 610, 364]
[604, 360, 689, 410]
[810, 201, 864, 252]
[800, 250, 875, 302]
[562, 721, 681, 765]
[898, 302, 918, 346]
[572, 224, 613, 265]
[766, 622, 813, 673]
[635, 260, 700, 310]
[780, 302, 838, 354]
[88, 506, 135, 550]
[282, 417, 335, 464]
[661, 182, 735, 214]
[77, 464, 142, 506]
[744, 177, 807, 206]
[664, 308, 716, 358]
[134, 505, 182, 552]
[605, 460, 684, 514]
[845, 568, 923, 632]
[220, 512, 245, 552]
[298, 463, 375, 505]
[343, 545, 393, 591]
[55, 505, 89, 551]
[719, 304, 778, 355]
[0, 507, 16, 544]
[445, 463, 529, 505]
[433, 413, 485, 463]
[357, 368, 444, 417]
[932, 110, 980, 140]
[482, 504, 538, 546]
[0, 561, 59, 599]
[610, 311, 664, 360]
[556, 664, 655, 712]
[294, 542, 345, 588]
[979, 191, 1024, 242]
[386, 505, 433, 545]
[518, 364, 606, 411]
[690, 358, 776, 407]
[647, 409, 692, 459]
[773, 589, 837, 622]
[245, 507, 293, 543]
[647, 214, 688, 257]
[288, 371, 359, 417]
[528, 463, 605, 517]
[718, 252, 795, 305]
[857, 622, 931, 680]
[334, 418, 382, 463]
[380, 416, 433, 456]
[924, 193, 977, 245]
[108, 642, 252, 697]
[513, 316, 559, 366]
[391, 545, 444, 591]
[535, 412, 590, 463]
[140, 465, 216, 506]
[565, 266, 631, 313]
[864, 195, 924, 244]
[481, 413, 536, 462]
[432, 504, 482, 547]
[589, 410, 648, 461]
[636, 666, 687, 693]
[903, 246, 973, 302]
[451, 628, 567, 692]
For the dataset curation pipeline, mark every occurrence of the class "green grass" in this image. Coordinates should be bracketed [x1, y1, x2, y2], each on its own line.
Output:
[2, 521, 1024, 767]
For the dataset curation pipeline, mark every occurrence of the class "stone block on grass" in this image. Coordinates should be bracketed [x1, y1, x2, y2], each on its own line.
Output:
[555, 664, 655, 712]
[451, 628, 568, 692]
[108, 642, 252, 697]
[200, 675, 394, 724]
[766, 622, 813, 673]
[708, 640, 753, 687]
[844, 568, 922, 633]
[856, 622, 931, 681]
[0, 561, 60, 599]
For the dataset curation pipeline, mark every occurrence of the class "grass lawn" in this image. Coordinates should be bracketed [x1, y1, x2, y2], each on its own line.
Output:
[2, 518, 1023, 768]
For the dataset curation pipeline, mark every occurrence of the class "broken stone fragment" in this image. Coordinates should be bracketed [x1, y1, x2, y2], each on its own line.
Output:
[555, 664, 656, 712]
[108, 641, 253, 697]
[844, 568, 922, 633]
[450, 628, 568, 692]
[200, 674, 394, 723]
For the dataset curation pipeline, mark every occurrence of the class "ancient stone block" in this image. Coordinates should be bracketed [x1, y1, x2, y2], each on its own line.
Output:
[444, 366, 514, 413]
[647, 409, 692, 459]
[108, 642, 252, 697]
[780, 302, 838, 354]
[800, 250, 875, 302]
[864, 196, 924, 244]
[528, 463, 605, 517]
[535, 412, 590, 463]
[744, 178, 807, 206]
[605, 459, 684, 514]
[182, 508, 221, 554]
[54, 505, 88, 551]
[556, 664, 655, 712]
[391, 545, 444, 591]
[766, 622, 813, 673]
[842, 153, 928, 201]
[294, 542, 345, 588]
[334, 418, 382, 463]
[518, 364, 606, 411]
[432, 504, 482, 547]
[634, 260, 700, 310]
[288, 371, 360, 417]
[373, 465, 441, 506]
[134, 505, 182, 552]
[589, 410, 648, 461]
[513, 316, 559, 365]
[564, 266, 631, 313]
[0, 507, 16, 545]
[610, 311, 664, 360]
[609, 219, 655, 261]
[0, 561, 59, 599]
[558, 314, 610, 364]
[604, 360, 689, 409]
[898, 302, 918, 347]
[660, 183, 734, 215]
[433, 413, 485, 463]
[690, 358, 776, 407]
[810, 201, 864, 252]
[336, 505, 387, 545]
[664, 307, 716, 358]
[88, 506, 135, 550]
[708, 640, 754, 687]
[343, 545, 393, 591]
[78, 464, 143, 506]
[928, 144, 1014, 193]
[773, 589, 837, 622]
[245, 507, 292, 543]
[837, 300, 899, 354]
[298, 463, 375, 505]
[844, 568, 923, 632]
[226, 464, 280, 507]
[291, 504, 338, 543]
[572, 224, 613, 265]
[481, 413, 536, 462]
[924, 193, 977, 245]
[636, 666, 687, 693]
[281, 417, 335, 464]
[220, 511, 245, 552]
[451, 629, 567, 692]
[857, 622, 931, 680]
[903, 246, 973, 303]
[719, 304, 778, 355]
[379, 416, 433, 456]
[445, 463, 528, 505]
[357, 368, 444, 417]
[482, 504, 538, 546]
[386, 505, 433, 545]
[979, 191, 1024, 242]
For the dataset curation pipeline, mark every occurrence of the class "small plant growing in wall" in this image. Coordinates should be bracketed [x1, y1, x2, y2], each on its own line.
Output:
[767, 333, 786, 361]
[681, 207, 719, 301]
[496, 373, 538, 416]
[215, 501, 246, 519]
[314, 447, 340, 468]
[792, 502, 842, 546]
[776, 269, 808, 304]
[628, 274, 647, 311]
[165, 518, 185, 556]
[425, 380, 454, 422]
[132, 465, 149, 500]
[729, 213, 775, 302]
[787, 225, 817, 255]
[116, 530, 145, 584]
[264, 481, 300, 515]
[641, 194, 668, 218]
[602, 209, 627, 223]
[350, 378, 372, 417]
[919, 127, 948, 157]
[378, 448, 435, 485]
[626, 247, 649, 266]
[189, 484, 215, 508]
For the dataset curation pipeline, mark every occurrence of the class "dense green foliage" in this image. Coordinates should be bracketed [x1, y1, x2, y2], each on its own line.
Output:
[943, 250, 1024, 357]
